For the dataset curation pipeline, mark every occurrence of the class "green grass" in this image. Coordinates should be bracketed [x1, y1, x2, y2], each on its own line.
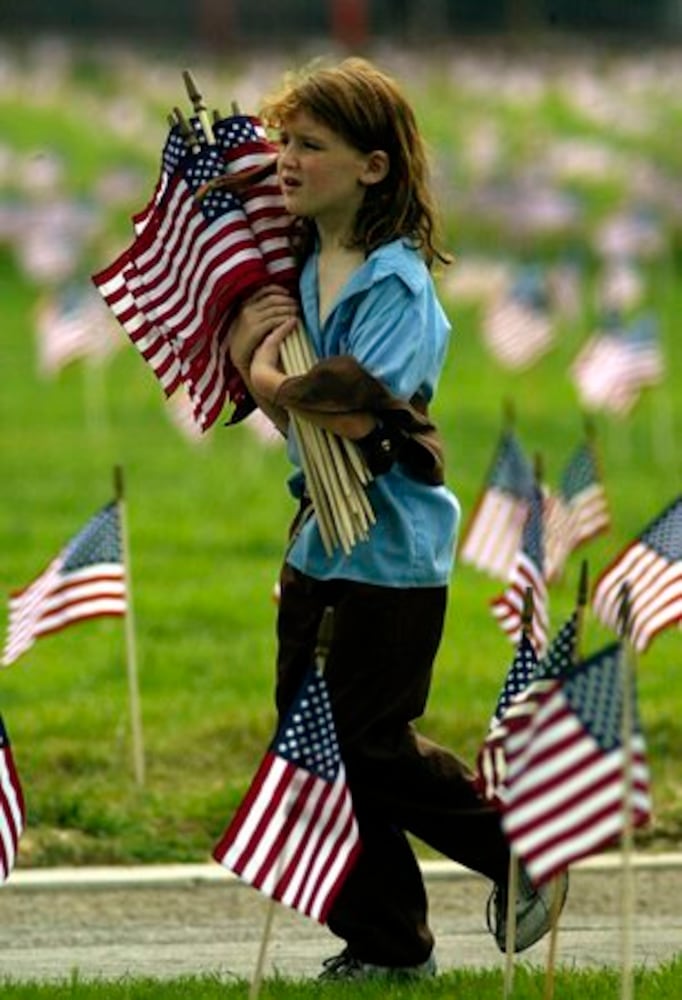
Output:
[0, 40, 681, 868]
[1, 961, 682, 999]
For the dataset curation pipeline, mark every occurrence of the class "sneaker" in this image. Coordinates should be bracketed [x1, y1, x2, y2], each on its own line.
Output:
[319, 947, 437, 981]
[487, 866, 569, 953]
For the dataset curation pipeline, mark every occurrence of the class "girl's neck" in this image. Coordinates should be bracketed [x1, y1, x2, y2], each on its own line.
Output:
[316, 239, 365, 327]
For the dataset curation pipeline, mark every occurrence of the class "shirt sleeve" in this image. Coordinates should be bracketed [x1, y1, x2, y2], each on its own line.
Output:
[345, 274, 430, 401]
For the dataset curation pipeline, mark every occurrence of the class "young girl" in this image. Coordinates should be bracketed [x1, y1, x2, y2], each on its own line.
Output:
[228, 57, 561, 981]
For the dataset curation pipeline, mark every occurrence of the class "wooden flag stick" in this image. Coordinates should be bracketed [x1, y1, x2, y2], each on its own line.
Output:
[503, 587, 534, 998]
[618, 583, 636, 1000]
[249, 897, 276, 1000]
[248, 609, 334, 1000]
[542, 563, 589, 1000]
[182, 69, 216, 145]
[575, 559, 589, 661]
[113, 466, 145, 786]
[173, 105, 200, 154]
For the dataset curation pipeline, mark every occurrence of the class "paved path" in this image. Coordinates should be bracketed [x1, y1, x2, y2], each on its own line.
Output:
[0, 855, 680, 982]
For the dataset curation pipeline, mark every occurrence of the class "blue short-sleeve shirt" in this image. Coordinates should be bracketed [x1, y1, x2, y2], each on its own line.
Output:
[285, 238, 460, 587]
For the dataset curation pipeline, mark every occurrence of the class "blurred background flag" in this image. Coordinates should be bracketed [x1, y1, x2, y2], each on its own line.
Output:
[213, 666, 361, 923]
[571, 310, 664, 416]
[491, 479, 549, 656]
[477, 611, 578, 807]
[592, 495, 682, 653]
[0, 714, 25, 884]
[459, 424, 535, 580]
[501, 642, 651, 887]
[35, 281, 119, 378]
[544, 432, 611, 581]
[482, 263, 554, 370]
[2, 501, 126, 666]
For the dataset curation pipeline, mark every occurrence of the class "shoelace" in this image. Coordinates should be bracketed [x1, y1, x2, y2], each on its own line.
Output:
[321, 949, 363, 977]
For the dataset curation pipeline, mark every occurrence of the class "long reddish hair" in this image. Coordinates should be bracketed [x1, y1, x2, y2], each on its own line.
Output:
[260, 57, 450, 270]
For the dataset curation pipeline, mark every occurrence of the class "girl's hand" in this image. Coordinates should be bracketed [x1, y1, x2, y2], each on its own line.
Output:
[250, 317, 298, 402]
[228, 285, 298, 374]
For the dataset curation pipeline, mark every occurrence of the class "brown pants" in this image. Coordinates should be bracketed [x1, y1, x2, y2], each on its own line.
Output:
[276, 563, 509, 967]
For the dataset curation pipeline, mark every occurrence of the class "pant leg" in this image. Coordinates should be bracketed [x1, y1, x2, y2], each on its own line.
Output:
[276, 565, 508, 965]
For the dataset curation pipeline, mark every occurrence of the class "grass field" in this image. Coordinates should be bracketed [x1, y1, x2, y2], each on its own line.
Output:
[0, 37, 681, 872]
[1, 962, 682, 1000]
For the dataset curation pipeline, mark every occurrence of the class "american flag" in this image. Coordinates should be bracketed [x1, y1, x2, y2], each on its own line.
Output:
[460, 427, 534, 580]
[544, 437, 610, 581]
[482, 265, 554, 370]
[213, 668, 361, 923]
[94, 113, 296, 432]
[216, 115, 297, 285]
[132, 123, 188, 236]
[571, 311, 664, 417]
[476, 613, 577, 806]
[491, 482, 549, 656]
[501, 642, 651, 886]
[0, 714, 25, 883]
[592, 495, 682, 653]
[3, 502, 127, 667]
[476, 631, 538, 805]
[35, 283, 119, 378]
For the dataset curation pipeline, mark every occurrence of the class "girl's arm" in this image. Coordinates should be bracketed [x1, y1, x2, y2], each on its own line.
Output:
[228, 285, 298, 434]
[250, 326, 375, 440]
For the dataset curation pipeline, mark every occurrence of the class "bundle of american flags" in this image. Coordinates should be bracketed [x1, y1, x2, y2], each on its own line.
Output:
[93, 82, 295, 432]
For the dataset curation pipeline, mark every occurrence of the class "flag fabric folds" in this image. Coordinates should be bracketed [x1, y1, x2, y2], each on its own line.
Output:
[501, 642, 651, 886]
[35, 283, 119, 378]
[570, 311, 664, 416]
[460, 427, 534, 580]
[93, 112, 298, 432]
[2, 502, 126, 666]
[592, 495, 682, 652]
[476, 613, 578, 806]
[482, 264, 555, 370]
[544, 436, 610, 580]
[0, 714, 25, 883]
[491, 482, 549, 656]
[476, 631, 538, 805]
[213, 668, 361, 924]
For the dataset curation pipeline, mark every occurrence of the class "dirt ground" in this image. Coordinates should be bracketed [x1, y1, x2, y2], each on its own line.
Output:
[0, 860, 680, 982]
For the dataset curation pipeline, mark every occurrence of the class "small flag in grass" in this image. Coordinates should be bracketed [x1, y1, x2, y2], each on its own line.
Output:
[0, 714, 25, 883]
[213, 668, 361, 923]
[3, 502, 126, 666]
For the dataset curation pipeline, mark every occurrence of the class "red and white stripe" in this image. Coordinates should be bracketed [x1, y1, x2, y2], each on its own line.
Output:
[593, 542, 682, 652]
[213, 752, 360, 923]
[3, 558, 126, 667]
[501, 683, 651, 885]
[460, 491, 529, 580]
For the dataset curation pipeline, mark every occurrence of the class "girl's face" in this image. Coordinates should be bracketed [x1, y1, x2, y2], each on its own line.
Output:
[277, 109, 373, 237]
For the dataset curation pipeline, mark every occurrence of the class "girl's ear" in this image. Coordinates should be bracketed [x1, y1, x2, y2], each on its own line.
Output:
[360, 150, 389, 187]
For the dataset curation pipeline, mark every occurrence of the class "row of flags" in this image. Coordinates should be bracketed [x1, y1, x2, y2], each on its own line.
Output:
[477, 612, 651, 887]
[479, 260, 666, 419]
[464, 418, 682, 658]
[460, 423, 610, 587]
[1, 486, 680, 905]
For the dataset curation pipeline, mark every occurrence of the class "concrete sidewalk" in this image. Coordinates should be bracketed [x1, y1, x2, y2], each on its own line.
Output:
[0, 854, 680, 982]
[6, 850, 682, 889]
